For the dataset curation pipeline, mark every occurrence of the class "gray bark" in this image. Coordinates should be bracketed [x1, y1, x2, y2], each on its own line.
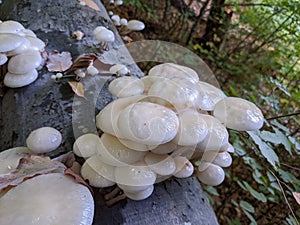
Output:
[0, 0, 219, 224]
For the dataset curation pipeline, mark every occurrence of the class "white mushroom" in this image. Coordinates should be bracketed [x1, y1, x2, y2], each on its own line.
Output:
[86, 64, 99, 76]
[81, 155, 115, 188]
[0, 173, 94, 225]
[220, 143, 234, 153]
[26, 127, 62, 153]
[72, 30, 84, 41]
[144, 152, 176, 176]
[140, 75, 165, 94]
[201, 151, 232, 167]
[120, 18, 128, 26]
[92, 26, 106, 36]
[117, 102, 179, 145]
[26, 36, 46, 51]
[115, 0, 123, 6]
[8, 49, 42, 74]
[196, 115, 229, 151]
[6, 38, 31, 56]
[172, 156, 194, 178]
[124, 185, 154, 201]
[109, 63, 129, 75]
[0, 147, 32, 174]
[97, 133, 146, 166]
[108, 76, 144, 98]
[0, 20, 25, 34]
[174, 109, 208, 146]
[148, 78, 200, 110]
[197, 162, 225, 186]
[213, 97, 264, 131]
[150, 141, 178, 154]
[0, 33, 25, 52]
[115, 161, 156, 189]
[0, 53, 7, 65]
[197, 81, 227, 111]
[20, 29, 37, 38]
[111, 15, 121, 26]
[96, 95, 146, 137]
[127, 20, 145, 31]
[4, 69, 38, 88]
[148, 63, 199, 84]
[73, 133, 101, 158]
[94, 27, 115, 49]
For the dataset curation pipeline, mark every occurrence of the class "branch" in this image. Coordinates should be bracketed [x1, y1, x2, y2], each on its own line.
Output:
[266, 112, 300, 121]
[225, 3, 276, 8]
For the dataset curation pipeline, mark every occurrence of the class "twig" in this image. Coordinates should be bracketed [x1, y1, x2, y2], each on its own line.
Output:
[268, 170, 299, 225]
[281, 163, 300, 172]
[266, 112, 300, 121]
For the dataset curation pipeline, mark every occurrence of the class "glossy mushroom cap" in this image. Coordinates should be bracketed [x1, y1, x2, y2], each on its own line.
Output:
[127, 20, 145, 31]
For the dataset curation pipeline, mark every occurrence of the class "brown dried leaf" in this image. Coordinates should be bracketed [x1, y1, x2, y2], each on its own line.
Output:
[68, 81, 85, 98]
[65, 168, 94, 196]
[293, 192, 300, 205]
[66, 53, 98, 74]
[93, 58, 113, 74]
[46, 51, 73, 72]
[0, 155, 66, 191]
[80, 0, 101, 11]
[52, 151, 76, 168]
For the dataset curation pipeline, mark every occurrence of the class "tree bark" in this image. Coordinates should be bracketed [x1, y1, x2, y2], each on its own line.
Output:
[0, 0, 219, 224]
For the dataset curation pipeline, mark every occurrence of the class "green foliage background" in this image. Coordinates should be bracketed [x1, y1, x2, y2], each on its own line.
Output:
[107, 0, 300, 223]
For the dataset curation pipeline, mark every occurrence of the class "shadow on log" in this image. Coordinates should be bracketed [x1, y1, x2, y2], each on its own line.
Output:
[0, 0, 219, 224]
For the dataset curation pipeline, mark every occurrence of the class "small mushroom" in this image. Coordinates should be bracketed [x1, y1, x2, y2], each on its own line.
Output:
[20, 29, 37, 38]
[120, 18, 128, 26]
[148, 63, 199, 84]
[148, 78, 200, 110]
[114, 0, 123, 6]
[197, 81, 227, 111]
[0, 147, 33, 174]
[201, 151, 232, 167]
[96, 95, 145, 137]
[0, 20, 25, 34]
[0, 33, 25, 52]
[197, 162, 225, 186]
[127, 20, 145, 31]
[124, 185, 154, 201]
[26, 36, 46, 51]
[196, 115, 229, 152]
[73, 133, 101, 158]
[72, 30, 84, 41]
[172, 156, 194, 178]
[150, 141, 178, 154]
[81, 155, 115, 188]
[4, 69, 38, 88]
[115, 161, 156, 189]
[93, 27, 115, 50]
[0, 53, 7, 65]
[111, 15, 121, 26]
[26, 127, 62, 153]
[144, 152, 176, 176]
[0, 173, 94, 225]
[108, 76, 144, 98]
[117, 102, 179, 145]
[86, 64, 99, 76]
[6, 38, 31, 56]
[213, 97, 264, 131]
[97, 133, 146, 166]
[174, 109, 208, 146]
[109, 63, 129, 75]
[8, 49, 42, 74]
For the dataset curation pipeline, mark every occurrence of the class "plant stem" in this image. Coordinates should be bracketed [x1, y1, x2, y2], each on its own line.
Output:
[266, 112, 300, 121]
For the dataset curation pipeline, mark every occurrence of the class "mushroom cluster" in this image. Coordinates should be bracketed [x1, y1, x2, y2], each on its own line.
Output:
[0, 127, 94, 225]
[0, 20, 45, 88]
[74, 62, 264, 200]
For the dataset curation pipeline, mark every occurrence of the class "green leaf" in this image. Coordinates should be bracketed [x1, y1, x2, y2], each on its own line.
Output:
[240, 200, 255, 213]
[260, 131, 281, 144]
[243, 181, 267, 202]
[248, 131, 279, 167]
[205, 186, 220, 196]
[243, 210, 257, 225]
[273, 127, 292, 154]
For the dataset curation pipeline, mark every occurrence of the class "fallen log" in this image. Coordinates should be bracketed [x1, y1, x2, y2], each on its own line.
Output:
[0, 0, 219, 224]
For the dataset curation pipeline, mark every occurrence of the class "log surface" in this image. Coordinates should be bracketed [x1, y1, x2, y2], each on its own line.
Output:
[0, 1, 219, 224]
